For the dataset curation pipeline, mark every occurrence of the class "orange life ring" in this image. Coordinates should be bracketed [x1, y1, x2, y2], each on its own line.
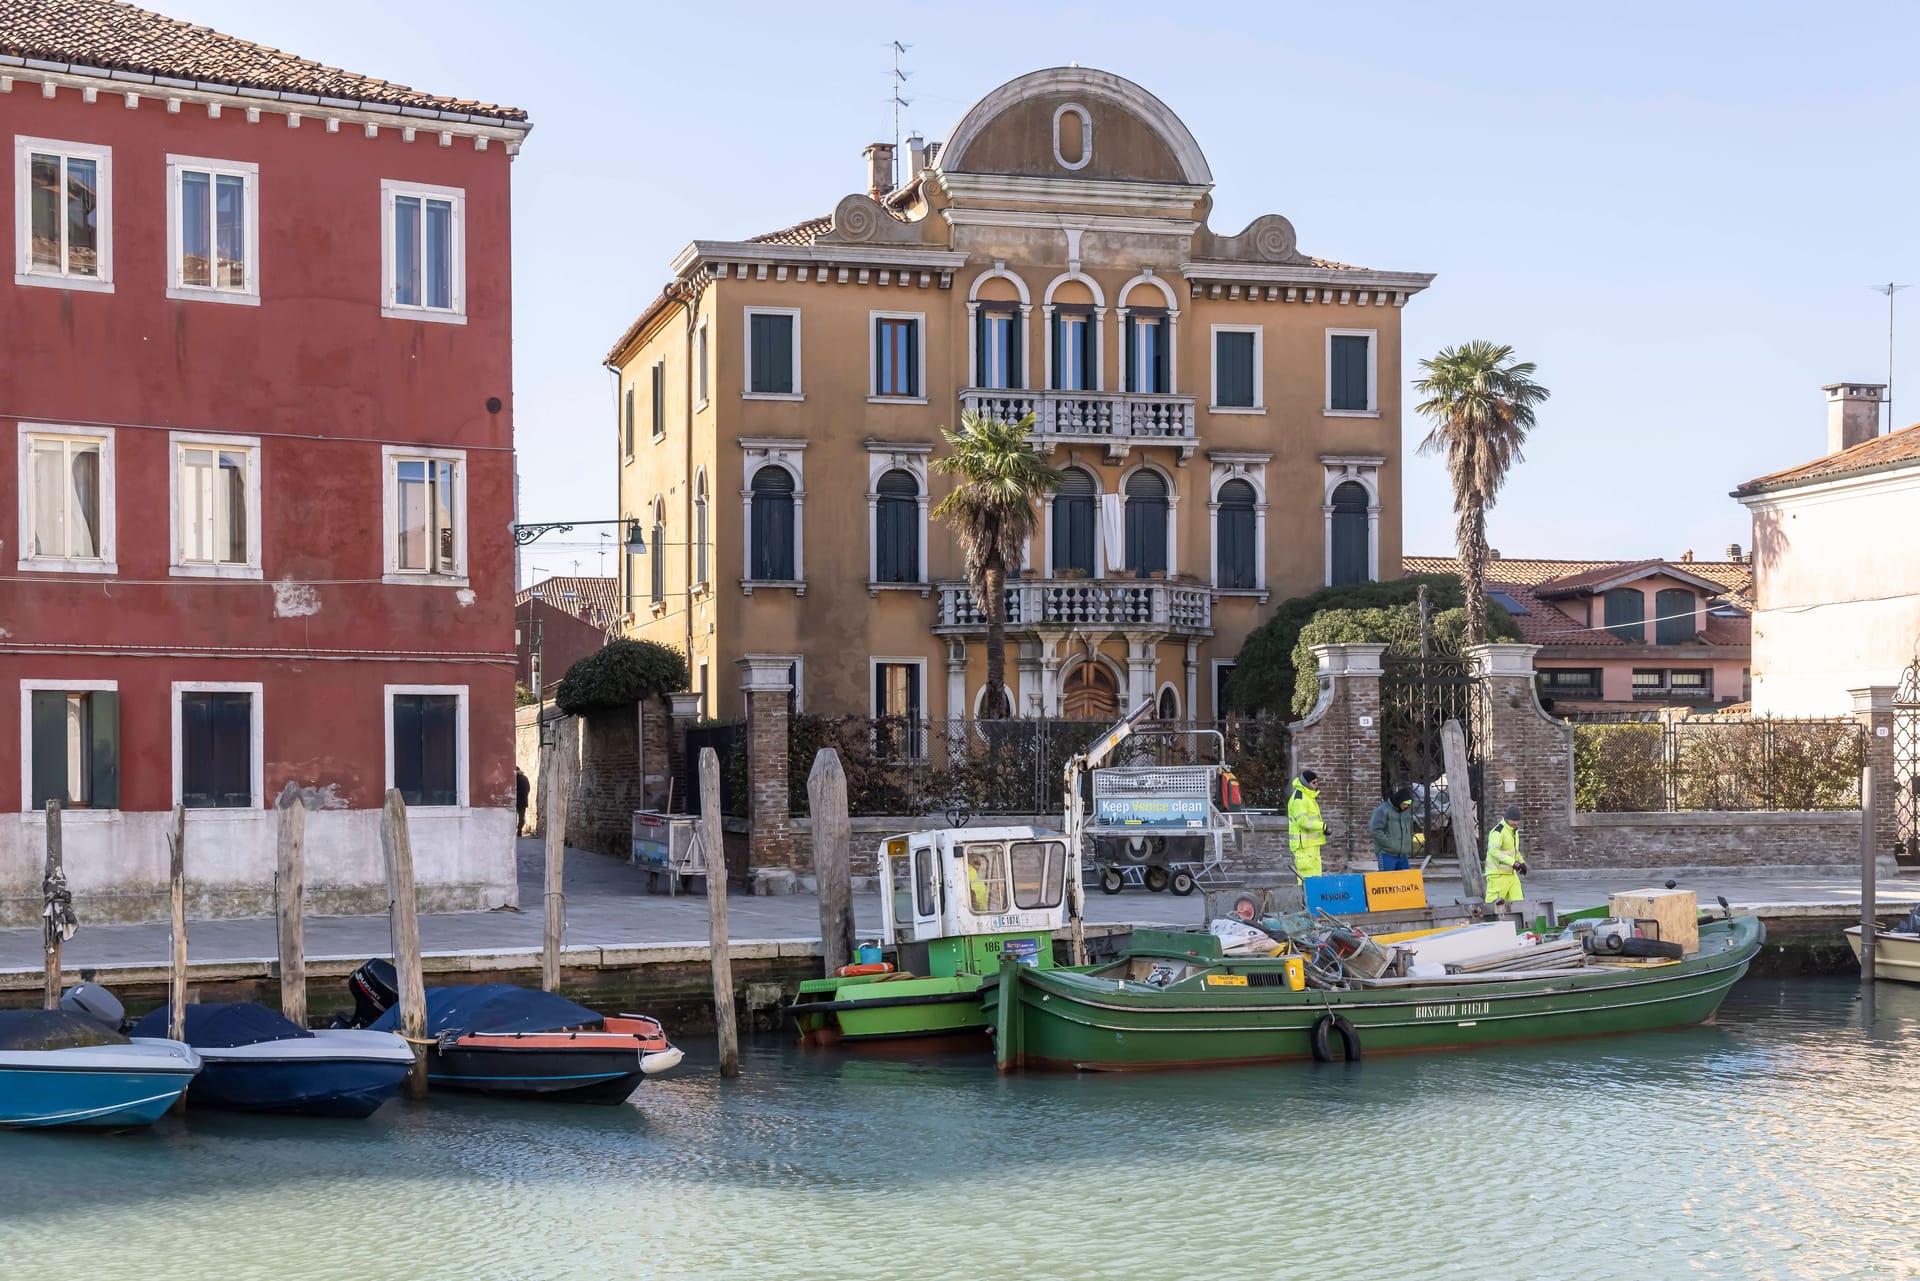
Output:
[836, 961, 894, 977]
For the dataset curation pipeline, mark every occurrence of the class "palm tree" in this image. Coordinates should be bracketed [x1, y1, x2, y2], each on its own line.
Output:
[932, 410, 1063, 719]
[1413, 341, 1550, 646]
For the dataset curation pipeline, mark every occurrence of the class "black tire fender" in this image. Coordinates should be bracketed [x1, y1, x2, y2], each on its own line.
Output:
[1621, 937, 1684, 960]
[1310, 1011, 1362, 1063]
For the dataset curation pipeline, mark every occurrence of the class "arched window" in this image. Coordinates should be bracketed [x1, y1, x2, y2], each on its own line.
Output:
[1052, 466, 1096, 577]
[750, 466, 796, 580]
[1655, 588, 1697, 645]
[1061, 660, 1118, 721]
[875, 468, 919, 583]
[1603, 588, 1645, 642]
[1329, 481, 1370, 586]
[1157, 686, 1179, 720]
[1216, 478, 1257, 589]
[1125, 469, 1169, 576]
[692, 472, 708, 586]
[649, 499, 665, 604]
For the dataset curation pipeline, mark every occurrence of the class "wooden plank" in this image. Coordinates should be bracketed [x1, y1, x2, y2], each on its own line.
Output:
[807, 748, 855, 978]
[1860, 763, 1876, 983]
[275, 781, 307, 1026]
[41, 800, 63, 1010]
[381, 789, 430, 1099]
[541, 749, 572, 993]
[699, 747, 739, 1077]
[1609, 888, 1699, 955]
[1440, 719, 1482, 900]
[167, 804, 187, 1042]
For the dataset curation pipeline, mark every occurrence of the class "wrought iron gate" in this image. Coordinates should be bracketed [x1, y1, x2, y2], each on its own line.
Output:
[1379, 645, 1483, 859]
[1895, 649, 1920, 867]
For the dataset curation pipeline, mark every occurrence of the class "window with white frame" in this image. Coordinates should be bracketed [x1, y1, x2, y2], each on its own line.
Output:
[651, 360, 667, 438]
[15, 136, 112, 289]
[976, 304, 1021, 388]
[1326, 329, 1377, 414]
[650, 497, 666, 606]
[692, 469, 710, 587]
[872, 659, 925, 759]
[387, 685, 466, 808]
[623, 386, 636, 458]
[1212, 326, 1262, 411]
[745, 308, 800, 397]
[380, 179, 465, 322]
[383, 446, 465, 582]
[695, 320, 710, 407]
[172, 434, 260, 577]
[173, 681, 262, 810]
[1051, 309, 1095, 390]
[871, 312, 924, 399]
[1125, 311, 1169, 394]
[19, 425, 114, 572]
[873, 468, 921, 583]
[166, 155, 258, 303]
[22, 680, 119, 811]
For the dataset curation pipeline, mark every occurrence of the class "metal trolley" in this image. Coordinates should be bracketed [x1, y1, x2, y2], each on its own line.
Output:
[1080, 730, 1245, 897]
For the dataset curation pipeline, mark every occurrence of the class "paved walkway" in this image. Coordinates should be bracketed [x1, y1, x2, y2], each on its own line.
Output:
[2, 839, 1915, 975]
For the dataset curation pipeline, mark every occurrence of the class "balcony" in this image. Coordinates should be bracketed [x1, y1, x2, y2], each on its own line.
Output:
[960, 389, 1197, 462]
[934, 578, 1212, 637]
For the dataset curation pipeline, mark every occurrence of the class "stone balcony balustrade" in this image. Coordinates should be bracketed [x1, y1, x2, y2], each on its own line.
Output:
[959, 389, 1197, 462]
[934, 578, 1213, 637]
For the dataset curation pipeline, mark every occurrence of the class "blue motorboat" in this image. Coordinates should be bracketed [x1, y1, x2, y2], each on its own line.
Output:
[0, 1009, 200, 1129]
[130, 1003, 415, 1118]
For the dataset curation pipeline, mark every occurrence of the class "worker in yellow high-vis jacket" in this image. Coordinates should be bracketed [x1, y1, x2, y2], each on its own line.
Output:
[1484, 804, 1527, 903]
[1287, 771, 1327, 880]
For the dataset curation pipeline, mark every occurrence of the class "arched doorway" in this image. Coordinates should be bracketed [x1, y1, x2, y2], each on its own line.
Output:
[1061, 660, 1119, 721]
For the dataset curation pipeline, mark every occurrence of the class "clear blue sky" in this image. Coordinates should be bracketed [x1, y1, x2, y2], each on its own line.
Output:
[162, 0, 1920, 583]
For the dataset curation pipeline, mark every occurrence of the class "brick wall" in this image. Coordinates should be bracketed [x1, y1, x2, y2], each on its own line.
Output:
[744, 686, 796, 876]
[516, 698, 671, 858]
[1286, 644, 1384, 873]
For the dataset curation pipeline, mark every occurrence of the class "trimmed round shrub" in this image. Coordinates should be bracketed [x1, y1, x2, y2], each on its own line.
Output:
[554, 639, 689, 714]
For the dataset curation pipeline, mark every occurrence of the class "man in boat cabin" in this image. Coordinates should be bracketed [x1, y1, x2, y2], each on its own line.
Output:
[1484, 805, 1528, 904]
[1369, 786, 1418, 872]
[1287, 771, 1328, 880]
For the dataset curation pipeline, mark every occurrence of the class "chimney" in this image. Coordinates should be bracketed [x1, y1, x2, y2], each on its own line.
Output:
[863, 142, 895, 200]
[1823, 382, 1884, 454]
[906, 133, 927, 179]
[1683, 549, 1693, 563]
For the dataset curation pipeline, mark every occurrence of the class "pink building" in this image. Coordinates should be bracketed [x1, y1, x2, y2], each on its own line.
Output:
[1403, 555, 1752, 711]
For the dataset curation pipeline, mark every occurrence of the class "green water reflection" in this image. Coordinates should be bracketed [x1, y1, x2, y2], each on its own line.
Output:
[1, 979, 1915, 1281]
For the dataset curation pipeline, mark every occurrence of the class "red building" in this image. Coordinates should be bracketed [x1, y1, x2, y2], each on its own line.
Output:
[1, 0, 530, 922]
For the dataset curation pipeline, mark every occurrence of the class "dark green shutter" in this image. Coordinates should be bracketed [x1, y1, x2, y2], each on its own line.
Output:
[1217, 332, 1254, 407]
[1124, 316, 1137, 392]
[624, 387, 634, 454]
[906, 320, 918, 396]
[1049, 313, 1061, 388]
[1331, 335, 1369, 410]
[1008, 312, 1023, 387]
[973, 309, 986, 385]
[30, 690, 65, 808]
[1152, 322, 1168, 394]
[769, 315, 793, 392]
[90, 690, 119, 810]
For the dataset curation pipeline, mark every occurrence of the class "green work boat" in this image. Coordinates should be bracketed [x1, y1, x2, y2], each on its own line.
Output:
[986, 914, 1764, 1072]
[789, 827, 1073, 1047]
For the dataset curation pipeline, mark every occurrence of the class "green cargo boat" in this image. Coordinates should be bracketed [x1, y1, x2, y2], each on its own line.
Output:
[790, 827, 1073, 1046]
[986, 914, 1764, 1072]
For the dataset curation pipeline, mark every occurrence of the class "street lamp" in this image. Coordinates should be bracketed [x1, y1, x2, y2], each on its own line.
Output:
[511, 517, 647, 554]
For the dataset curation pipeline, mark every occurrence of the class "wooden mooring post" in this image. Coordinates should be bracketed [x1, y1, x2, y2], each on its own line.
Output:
[541, 748, 572, 993]
[275, 781, 308, 1026]
[1440, 719, 1483, 900]
[41, 800, 65, 1010]
[167, 804, 187, 1042]
[698, 747, 739, 1077]
[381, 789, 430, 1100]
[1860, 764, 1877, 985]
[808, 748, 855, 978]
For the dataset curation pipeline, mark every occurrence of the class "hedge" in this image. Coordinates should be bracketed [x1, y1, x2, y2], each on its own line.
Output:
[554, 639, 690, 714]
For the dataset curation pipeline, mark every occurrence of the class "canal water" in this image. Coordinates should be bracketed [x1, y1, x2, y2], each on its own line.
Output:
[2, 979, 1916, 1281]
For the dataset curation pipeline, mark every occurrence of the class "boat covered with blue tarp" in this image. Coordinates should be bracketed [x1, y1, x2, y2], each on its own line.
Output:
[132, 1002, 414, 1118]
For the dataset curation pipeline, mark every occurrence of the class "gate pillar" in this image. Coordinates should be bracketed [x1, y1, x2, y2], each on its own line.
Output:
[1849, 685, 1898, 862]
[1468, 643, 1573, 869]
[739, 655, 797, 888]
[1287, 643, 1386, 873]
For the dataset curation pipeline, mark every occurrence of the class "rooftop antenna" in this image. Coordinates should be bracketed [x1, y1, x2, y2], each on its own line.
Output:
[1870, 282, 1911, 433]
[596, 530, 611, 578]
[888, 40, 912, 190]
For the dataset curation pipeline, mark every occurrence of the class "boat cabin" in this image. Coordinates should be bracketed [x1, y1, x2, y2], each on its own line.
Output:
[880, 827, 1072, 977]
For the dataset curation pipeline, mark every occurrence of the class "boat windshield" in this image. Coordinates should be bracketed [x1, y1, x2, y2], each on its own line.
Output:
[1010, 840, 1067, 909]
[961, 842, 1010, 914]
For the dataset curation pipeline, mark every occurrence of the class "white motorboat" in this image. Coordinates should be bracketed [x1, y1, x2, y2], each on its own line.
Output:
[1844, 925, 1920, 984]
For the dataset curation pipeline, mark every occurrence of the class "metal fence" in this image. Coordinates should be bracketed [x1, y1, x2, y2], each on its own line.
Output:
[788, 715, 1292, 819]
[1571, 716, 1864, 813]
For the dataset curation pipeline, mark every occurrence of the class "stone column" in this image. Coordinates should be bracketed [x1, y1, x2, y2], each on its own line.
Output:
[1850, 686, 1898, 860]
[1469, 643, 1573, 868]
[667, 692, 701, 814]
[739, 655, 796, 889]
[945, 639, 968, 721]
[1286, 642, 1386, 872]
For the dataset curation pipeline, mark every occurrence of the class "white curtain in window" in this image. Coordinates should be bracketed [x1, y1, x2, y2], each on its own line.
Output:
[1099, 493, 1124, 577]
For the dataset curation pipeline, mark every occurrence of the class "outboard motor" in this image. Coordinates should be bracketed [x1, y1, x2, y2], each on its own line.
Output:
[344, 958, 399, 1027]
[60, 982, 128, 1032]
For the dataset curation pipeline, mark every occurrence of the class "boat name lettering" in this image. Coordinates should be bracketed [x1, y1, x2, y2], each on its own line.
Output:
[1414, 1002, 1491, 1019]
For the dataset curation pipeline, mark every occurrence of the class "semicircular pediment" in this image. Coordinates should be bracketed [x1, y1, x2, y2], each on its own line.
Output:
[935, 67, 1212, 186]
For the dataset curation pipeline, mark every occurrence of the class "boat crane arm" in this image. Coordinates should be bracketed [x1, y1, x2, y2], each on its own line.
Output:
[1070, 699, 1158, 780]
[1060, 700, 1154, 969]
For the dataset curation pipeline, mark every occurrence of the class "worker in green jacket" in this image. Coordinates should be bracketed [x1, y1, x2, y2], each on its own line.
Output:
[1369, 786, 1418, 872]
[1287, 771, 1327, 879]
[1484, 804, 1527, 904]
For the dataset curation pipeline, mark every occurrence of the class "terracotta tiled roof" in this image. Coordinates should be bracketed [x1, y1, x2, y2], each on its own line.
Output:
[1403, 555, 1753, 650]
[518, 577, 619, 629]
[0, 0, 528, 122]
[1734, 422, 1920, 496]
[748, 215, 835, 247]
